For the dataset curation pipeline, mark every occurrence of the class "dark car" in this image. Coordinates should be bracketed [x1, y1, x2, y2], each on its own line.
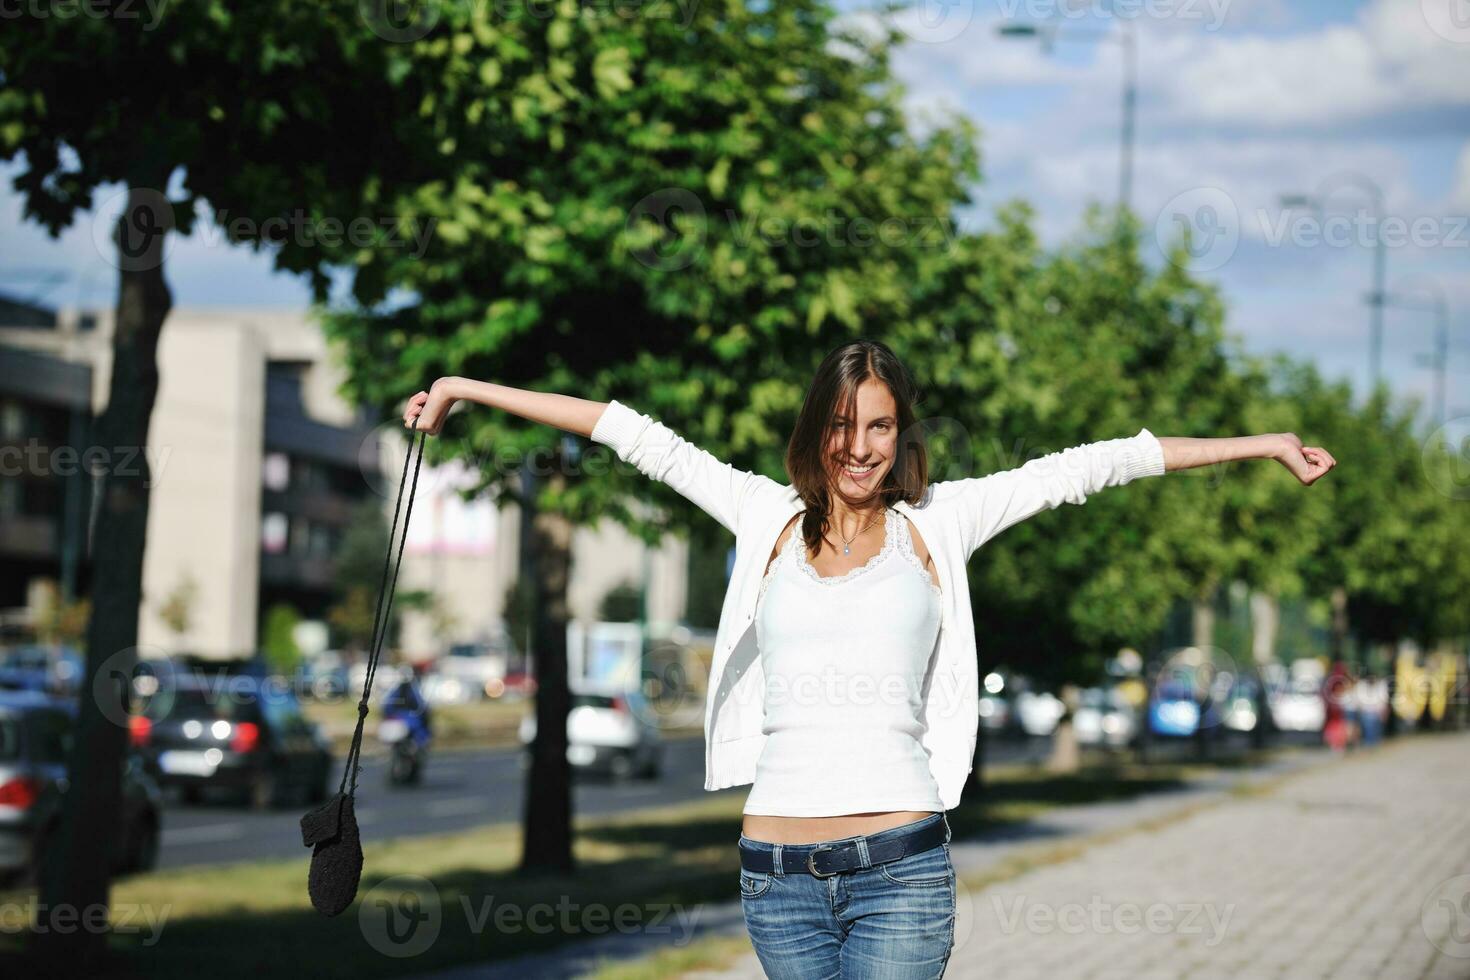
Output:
[0, 645, 86, 697]
[132, 673, 333, 809]
[0, 690, 163, 886]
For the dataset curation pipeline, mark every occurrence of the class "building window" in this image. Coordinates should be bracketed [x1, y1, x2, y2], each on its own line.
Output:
[0, 399, 22, 440]
[262, 512, 288, 553]
[308, 522, 334, 559]
[263, 452, 290, 492]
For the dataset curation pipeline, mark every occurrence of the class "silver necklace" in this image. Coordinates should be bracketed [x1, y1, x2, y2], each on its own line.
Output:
[829, 507, 887, 556]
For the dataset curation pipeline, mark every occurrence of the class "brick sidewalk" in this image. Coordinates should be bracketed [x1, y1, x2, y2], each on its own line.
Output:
[409, 734, 1468, 979]
[937, 732, 1470, 980]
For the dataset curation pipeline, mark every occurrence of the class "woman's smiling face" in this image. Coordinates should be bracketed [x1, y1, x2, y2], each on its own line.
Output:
[825, 378, 899, 502]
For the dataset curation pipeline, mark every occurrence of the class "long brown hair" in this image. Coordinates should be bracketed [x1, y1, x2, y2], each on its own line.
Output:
[785, 340, 929, 558]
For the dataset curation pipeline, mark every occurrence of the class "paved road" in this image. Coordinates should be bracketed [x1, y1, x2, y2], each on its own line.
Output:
[156, 732, 1063, 869]
[157, 737, 703, 868]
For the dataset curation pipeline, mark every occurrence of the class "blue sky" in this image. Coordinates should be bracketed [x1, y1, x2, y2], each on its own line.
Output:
[3, 0, 1467, 429]
[864, 0, 1470, 427]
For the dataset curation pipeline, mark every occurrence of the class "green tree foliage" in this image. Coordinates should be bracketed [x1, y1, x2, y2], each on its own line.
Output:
[502, 575, 535, 659]
[261, 603, 303, 674]
[1, 8, 463, 965]
[321, 0, 981, 531]
[599, 579, 643, 622]
[156, 570, 200, 643]
[318, 0, 983, 875]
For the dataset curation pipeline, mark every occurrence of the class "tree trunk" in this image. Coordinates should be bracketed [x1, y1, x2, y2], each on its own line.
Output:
[1045, 684, 1080, 774]
[1192, 594, 1216, 761]
[519, 459, 575, 875]
[1249, 590, 1278, 665]
[1249, 591, 1279, 751]
[1328, 585, 1349, 662]
[1045, 717, 1079, 774]
[33, 181, 173, 973]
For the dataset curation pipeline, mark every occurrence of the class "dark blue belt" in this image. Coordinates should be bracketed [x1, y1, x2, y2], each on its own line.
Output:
[738, 813, 950, 878]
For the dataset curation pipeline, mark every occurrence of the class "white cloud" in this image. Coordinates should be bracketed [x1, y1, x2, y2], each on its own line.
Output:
[893, 0, 1470, 129]
[1159, 0, 1470, 126]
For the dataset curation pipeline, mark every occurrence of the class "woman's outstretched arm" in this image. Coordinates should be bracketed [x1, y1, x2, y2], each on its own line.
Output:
[403, 376, 604, 437]
[403, 376, 784, 536]
[939, 427, 1337, 559]
[1158, 432, 1336, 486]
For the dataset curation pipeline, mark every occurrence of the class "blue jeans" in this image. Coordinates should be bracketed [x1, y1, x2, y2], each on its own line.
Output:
[737, 813, 956, 978]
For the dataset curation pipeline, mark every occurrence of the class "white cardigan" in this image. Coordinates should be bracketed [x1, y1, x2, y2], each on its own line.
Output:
[589, 399, 1167, 809]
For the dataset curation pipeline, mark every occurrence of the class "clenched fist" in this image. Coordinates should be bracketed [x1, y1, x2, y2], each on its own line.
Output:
[1274, 433, 1336, 486]
[403, 378, 460, 436]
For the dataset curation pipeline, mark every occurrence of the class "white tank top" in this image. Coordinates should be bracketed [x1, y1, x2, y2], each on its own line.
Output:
[742, 508, 945, 816]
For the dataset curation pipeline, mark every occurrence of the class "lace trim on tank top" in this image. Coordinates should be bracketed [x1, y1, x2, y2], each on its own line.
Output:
[793, 508, 897, 587]
[756, 517, 800, 608]
[893, 513, 944, 599]
[757, 508, 942, 605]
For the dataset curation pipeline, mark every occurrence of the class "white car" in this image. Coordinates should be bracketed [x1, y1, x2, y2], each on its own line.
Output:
[1269, 692, 1326, 732]
[436, 642, 511, 701]
[1014, 690, 1067, 737]
[1072, 687, 1137, 748]
[518, 682, 663, 780]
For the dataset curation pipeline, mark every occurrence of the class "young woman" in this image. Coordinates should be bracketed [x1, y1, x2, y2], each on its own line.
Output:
[403, 339, 1335, 979]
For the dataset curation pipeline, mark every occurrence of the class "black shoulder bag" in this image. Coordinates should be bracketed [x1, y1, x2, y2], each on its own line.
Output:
[300, 416, 425, 916]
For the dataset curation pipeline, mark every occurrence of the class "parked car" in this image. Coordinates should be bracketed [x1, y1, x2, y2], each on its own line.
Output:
[437, 640, 512, 701]
[132, 673, 333, 809]
[420, 668, 475, 706]
[978, 692, 1010, 733]
[1014, 689, 1067, 738]
[0, 645, 86, 697]
[1148, 679, 1201, 737]
[499, 670, 537, 700]
[1265, 661, 1327, 733]
[0, 690, 163, 885]
[1073, 687, 1138, 748]
[1220, 675, 1263, 733]
[296, 651, 350, 701]
[518, 681, 663, 780]
[1269, 689, 1325, 732]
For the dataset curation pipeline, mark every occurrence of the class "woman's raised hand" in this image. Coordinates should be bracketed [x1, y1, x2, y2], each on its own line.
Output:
[403, 377, 460, 435]
[1273, 432, 1336, 486]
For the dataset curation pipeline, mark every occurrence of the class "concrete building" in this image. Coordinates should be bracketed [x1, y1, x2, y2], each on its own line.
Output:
[0, 299, 693, 663]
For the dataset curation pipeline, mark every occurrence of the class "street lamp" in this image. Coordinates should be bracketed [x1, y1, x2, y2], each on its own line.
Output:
[1277, 172, 1387, 390]
[1380, 279, 1451, 428]
[997, 19, 1138, 215]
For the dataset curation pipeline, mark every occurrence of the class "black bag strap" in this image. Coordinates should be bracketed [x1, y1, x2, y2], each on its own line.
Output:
[338, 415, 426, 799]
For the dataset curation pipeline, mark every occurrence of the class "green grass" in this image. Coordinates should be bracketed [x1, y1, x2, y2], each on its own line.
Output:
[0, 746, 1312, 980]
